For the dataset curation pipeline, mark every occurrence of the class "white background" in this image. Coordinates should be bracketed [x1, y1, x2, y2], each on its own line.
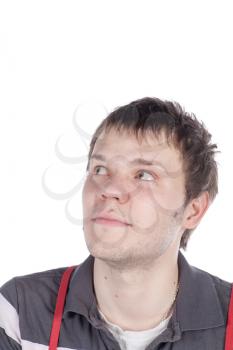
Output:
[0, 0, 232, 286]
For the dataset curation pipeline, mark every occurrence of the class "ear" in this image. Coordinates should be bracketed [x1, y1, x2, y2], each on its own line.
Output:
[182, 191, 210, 230]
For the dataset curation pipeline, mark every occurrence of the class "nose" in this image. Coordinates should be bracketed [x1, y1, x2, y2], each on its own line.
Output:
[99, 178, 129, 204]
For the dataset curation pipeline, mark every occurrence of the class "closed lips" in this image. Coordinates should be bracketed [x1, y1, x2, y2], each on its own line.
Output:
[92, 215, 131, 225]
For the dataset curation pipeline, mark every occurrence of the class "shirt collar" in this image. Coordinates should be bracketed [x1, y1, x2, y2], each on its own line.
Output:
[175, 251, 225, 331]
[62, 251, 225, 331]
[62, 253, 95, 321]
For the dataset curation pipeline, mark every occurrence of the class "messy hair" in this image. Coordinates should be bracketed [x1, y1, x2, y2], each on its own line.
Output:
[86, 97, 219, 250]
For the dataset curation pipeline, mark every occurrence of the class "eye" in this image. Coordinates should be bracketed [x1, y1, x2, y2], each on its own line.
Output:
[91, 166, 157, 182]
[93, 165, 108, 175]
[136, 170, 156, 182]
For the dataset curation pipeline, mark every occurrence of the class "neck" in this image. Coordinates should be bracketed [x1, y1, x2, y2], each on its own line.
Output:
[93, 243, 180, 331]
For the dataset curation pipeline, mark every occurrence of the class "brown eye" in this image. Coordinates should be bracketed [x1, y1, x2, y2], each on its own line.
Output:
[93, 165, 107, 175]
[136, 170, 155, 181]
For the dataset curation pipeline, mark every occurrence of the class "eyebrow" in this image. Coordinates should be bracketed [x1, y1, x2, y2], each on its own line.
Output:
[90, 153, 167, 172]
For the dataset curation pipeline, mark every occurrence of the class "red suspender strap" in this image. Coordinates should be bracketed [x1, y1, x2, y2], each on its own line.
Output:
[49, 265, 78, 350]
[225, 284, 233, 350]
[49, 269, 232, 350]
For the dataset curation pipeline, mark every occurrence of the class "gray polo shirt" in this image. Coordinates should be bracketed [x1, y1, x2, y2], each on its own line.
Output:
[0, 251, 232, 350]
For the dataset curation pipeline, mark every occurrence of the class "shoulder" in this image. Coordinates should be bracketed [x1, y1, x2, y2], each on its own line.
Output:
[0, 266, 70, 348]
[192, 264, 232, 316]
[0, 266, 68, 312]
[0, 267, 67, 328]
[193, 263, 232, 290]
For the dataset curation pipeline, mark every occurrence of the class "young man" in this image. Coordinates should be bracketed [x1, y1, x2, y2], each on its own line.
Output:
[0, 97, 232, 350]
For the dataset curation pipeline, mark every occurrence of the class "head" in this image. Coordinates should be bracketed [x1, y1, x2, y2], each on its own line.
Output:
[82, 97, 218, 268]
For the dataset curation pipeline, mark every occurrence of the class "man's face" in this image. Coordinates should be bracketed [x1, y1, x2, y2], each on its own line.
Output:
[82, 128, 186, 269]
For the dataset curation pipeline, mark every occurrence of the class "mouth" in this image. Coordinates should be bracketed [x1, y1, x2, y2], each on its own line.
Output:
[92, 218, 131, 227]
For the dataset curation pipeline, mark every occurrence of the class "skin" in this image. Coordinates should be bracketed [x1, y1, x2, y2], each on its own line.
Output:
[82, 127, 209, 331]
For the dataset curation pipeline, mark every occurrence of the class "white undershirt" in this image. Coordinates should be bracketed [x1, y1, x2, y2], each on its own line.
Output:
[97, 307, 172, 350]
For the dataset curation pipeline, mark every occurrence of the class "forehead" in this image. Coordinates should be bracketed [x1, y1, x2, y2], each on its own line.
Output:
[91, 128, 183, 173]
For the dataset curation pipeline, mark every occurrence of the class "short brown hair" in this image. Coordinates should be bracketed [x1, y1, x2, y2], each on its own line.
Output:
[86, 97, 219, 250]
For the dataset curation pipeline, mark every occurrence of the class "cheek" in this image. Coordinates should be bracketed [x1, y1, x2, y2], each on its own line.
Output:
[144, 178, 185, 213]
[83, 175, 104, 195]
[129, 184, 183, 231]
[129, 189, 159, 230]
[156, 181, 185, 212]
[82, 178, 95, 213]
[82, 175, 107, 217]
